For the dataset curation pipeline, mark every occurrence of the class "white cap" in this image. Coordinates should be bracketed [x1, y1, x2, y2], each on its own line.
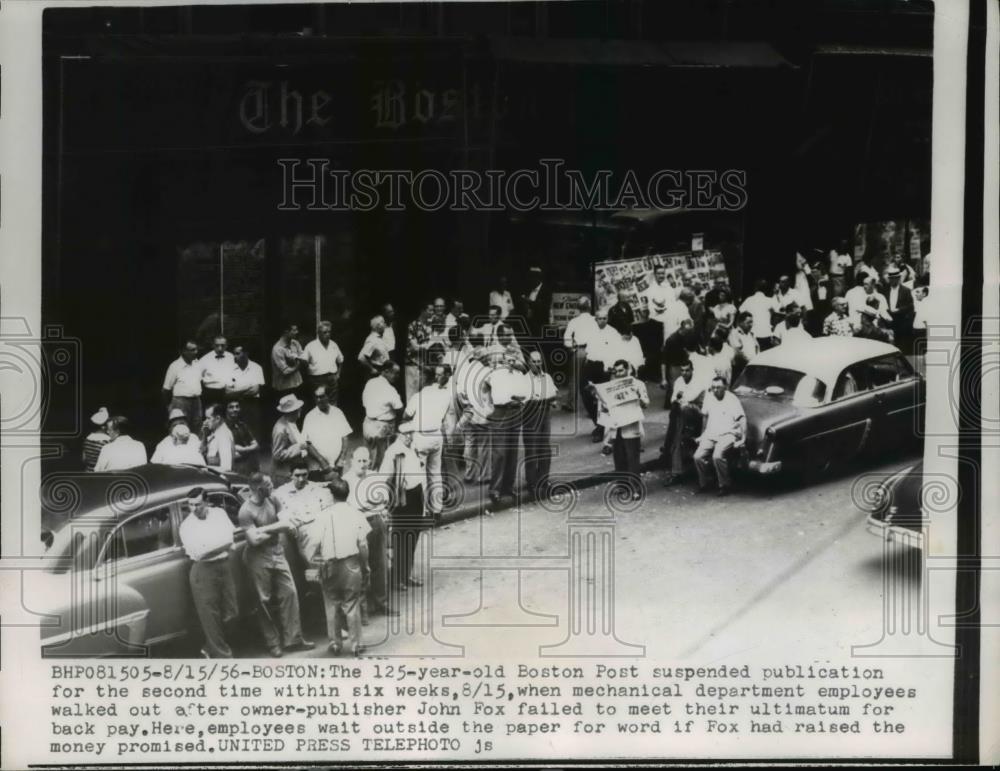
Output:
[90, 407, 109, 426]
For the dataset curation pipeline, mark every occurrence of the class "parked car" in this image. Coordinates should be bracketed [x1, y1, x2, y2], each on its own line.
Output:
[36, 464, 257, 657]
[863, 460, 926, 546]
[732, 337, 924, 476]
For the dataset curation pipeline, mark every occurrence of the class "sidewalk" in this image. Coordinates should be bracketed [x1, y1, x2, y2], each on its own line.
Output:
[418, 381, 672, 526]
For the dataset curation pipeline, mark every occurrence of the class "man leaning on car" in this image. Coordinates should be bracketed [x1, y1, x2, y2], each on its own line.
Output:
[179, 487, 238, 659]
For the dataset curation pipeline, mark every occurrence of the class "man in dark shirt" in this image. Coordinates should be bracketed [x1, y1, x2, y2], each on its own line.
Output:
[238, 473, 315, 658]
[225, 400, 260, 475]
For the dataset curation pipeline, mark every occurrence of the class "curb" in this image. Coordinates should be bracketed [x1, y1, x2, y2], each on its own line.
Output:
[434, 455, 665, 527]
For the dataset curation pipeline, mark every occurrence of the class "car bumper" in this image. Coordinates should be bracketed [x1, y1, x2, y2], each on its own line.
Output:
[747, 459, 783, 474]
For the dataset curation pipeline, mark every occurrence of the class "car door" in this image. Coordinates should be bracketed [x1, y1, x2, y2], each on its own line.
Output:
[865, 353, 924, 453]
[204, 490, 255, 618]
[94, 503, 191, 646]
[793, 362, 880, 465]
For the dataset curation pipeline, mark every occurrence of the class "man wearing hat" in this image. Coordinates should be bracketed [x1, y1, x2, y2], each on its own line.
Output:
[271, 394, 328, 485]
[884, 264, 915, 351]
[82, 407, 110, 471]
[152, 410, 206, 466]
[380, 421, 427, 591]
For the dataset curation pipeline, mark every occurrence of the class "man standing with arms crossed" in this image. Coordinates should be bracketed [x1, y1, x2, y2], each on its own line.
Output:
[238, 473, 314, 658]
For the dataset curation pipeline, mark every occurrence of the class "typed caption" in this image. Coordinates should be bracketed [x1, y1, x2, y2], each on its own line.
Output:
[47, 661, 922, 761]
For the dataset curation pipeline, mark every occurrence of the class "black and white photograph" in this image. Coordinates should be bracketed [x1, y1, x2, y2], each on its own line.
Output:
[0, 0, 996, 766]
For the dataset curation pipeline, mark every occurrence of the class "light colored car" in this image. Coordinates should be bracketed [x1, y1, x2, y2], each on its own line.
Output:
[36, 464, 254, 657]
[732, 337, 924, 475]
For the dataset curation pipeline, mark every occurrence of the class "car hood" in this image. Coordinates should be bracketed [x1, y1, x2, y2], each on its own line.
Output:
[737, 395, 802, 449]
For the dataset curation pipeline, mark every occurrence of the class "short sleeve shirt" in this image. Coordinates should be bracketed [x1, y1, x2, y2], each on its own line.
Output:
[239, 496, 287, 561]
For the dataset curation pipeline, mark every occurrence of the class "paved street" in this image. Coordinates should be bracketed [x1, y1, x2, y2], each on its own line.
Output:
[209, 448, 924, 661]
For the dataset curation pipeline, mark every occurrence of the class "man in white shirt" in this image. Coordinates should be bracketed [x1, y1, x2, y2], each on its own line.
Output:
[523, 351, 558, 499]
[178, 487, 236, 658]
[606, 327, 645, 377]
[304, 477, 371, 655]
[644, 265, 678, 340]
[489, 276, 514, 319]
[151, 422, 205, 466]
[302, 385, 353, 473]
[303, 321, 345, 405]
[728, 311, 759, 380]
[358, 315, 391, 377]
[772, 305, 813, 346]
[94, 416, 148, 471]
[342, 447, 398, 619]
[162, 340, 204, 428]
[199, 336, 235, 408]
[694, 377, 746, 496]
[739, 279, 775, 351]
[477, 305, 505, 348]
[562, 296, 599, 413]
[847, 276, 892, 328]
[770, 275, 804, 330]
[581, 309, 621, 439]
[662, 359, 707, 485]
[362, 361, 403, 470]
[403, 364, 455, 516]
[202, 403, 235, 471]
[485, 354, 531, 509]
[225, 344, 265, 440]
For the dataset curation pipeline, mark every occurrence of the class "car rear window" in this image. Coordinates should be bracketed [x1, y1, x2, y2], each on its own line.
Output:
[734, 365, 827, 406]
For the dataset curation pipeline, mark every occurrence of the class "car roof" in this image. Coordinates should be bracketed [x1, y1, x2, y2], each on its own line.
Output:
[41, 464, 232, 527]
[745, 337, 903, 387]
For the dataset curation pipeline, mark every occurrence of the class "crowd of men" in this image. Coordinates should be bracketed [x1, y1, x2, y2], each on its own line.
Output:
[77, 250, 928, 656]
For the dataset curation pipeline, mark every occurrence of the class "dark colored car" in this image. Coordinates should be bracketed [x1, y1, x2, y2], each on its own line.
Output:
[732, 337, 924, 475]
[36, 464, 255, 657]
[864, 461, 926, 546]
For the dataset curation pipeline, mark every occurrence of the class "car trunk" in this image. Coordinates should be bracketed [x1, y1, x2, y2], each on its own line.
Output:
[738, 395, 801, 451]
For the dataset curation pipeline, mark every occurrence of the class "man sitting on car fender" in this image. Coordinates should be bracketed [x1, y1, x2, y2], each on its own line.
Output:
[694, 377, 746, 497]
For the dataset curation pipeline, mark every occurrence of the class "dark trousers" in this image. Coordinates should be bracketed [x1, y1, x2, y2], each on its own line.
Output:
[391, 486, 425, 586]
[581, 360, 608, 425]
[244, 553, 304, 651]
[320, 555, 363, 650]
[522, 402, 552, 495]
[365, 513, 390, 608]
[189, 559, 236, 659]
[613, 432, 642, 496]
[662, 403, 701, 475]
[489, 404, 522, 499]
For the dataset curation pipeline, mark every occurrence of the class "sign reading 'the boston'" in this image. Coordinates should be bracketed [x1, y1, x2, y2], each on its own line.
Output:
[238, 78, 487, 135]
